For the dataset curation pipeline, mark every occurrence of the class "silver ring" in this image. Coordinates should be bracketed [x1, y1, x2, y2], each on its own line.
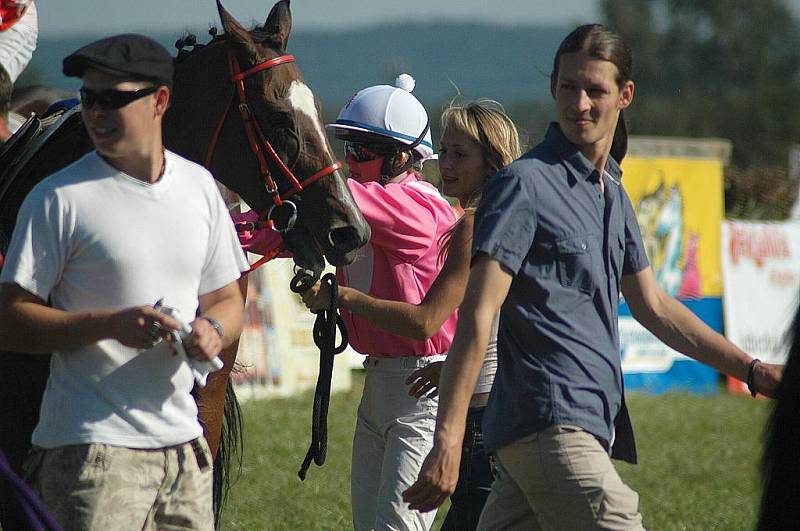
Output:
[147, 321, 164, 345]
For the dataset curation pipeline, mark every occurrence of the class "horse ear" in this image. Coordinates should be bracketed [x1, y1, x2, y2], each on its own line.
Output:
[263, 0, 292, 52]
[217, 1, 258, 55]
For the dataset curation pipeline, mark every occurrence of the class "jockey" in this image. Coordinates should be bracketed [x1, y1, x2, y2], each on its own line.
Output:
[314, 75, 457, 531]
[312, 75, 455, 531]
[321, 74, 456, 357]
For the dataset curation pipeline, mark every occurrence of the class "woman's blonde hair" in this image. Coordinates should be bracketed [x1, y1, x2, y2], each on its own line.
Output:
[438, 99, 522, 262]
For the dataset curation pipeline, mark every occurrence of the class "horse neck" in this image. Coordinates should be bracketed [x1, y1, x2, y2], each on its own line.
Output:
[163, 43, 232, 167]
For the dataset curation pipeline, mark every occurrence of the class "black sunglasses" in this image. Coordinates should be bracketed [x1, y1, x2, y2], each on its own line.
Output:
[79, 86, 158, 110]
[344, 142, 392, 163]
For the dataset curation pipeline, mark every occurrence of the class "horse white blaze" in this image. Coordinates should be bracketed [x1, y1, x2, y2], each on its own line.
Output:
[286, 80, 363, 240]
[287, 80, 328, 151]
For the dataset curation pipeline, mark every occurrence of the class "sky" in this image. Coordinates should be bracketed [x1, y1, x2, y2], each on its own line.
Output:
[37, 0, 603, 36]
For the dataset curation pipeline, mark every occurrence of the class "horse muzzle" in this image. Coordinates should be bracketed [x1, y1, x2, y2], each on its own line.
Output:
[324, 222, 371, 266]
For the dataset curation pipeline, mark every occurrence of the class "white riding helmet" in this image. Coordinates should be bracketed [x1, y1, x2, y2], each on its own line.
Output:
[327, 74, 435, 161]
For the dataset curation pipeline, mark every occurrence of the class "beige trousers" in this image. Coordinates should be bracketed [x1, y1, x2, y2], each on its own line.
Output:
[25, 438, 214, 531]
[477, 425, 645, 531]
[351, 355, 444, 531]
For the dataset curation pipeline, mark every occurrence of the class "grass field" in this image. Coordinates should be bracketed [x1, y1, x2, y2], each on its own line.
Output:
[220, 371, 772, 530]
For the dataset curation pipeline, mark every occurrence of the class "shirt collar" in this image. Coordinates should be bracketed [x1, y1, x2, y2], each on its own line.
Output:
[604, 155, 623, 184]
[388, 171, 417, 185]
[543, 122, 624, 184]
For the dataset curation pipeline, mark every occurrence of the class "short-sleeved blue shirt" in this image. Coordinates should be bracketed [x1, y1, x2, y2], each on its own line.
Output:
[473, 123, 649, 453]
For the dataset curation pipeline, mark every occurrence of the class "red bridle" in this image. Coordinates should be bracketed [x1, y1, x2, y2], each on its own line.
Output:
[204, 51, 342, 234]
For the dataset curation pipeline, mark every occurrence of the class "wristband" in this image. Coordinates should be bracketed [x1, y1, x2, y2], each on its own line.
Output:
[746, 358, 760, 397]
[201, 316, 224, 339]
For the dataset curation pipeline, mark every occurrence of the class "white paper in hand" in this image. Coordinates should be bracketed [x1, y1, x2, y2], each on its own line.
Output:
[160, 307, 224, 387]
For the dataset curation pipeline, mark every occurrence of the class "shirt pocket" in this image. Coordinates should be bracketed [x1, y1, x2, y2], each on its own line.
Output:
[555, 234, 598, 295]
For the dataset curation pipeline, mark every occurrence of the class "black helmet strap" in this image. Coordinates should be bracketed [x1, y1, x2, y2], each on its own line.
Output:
[380, 119, 430, 185]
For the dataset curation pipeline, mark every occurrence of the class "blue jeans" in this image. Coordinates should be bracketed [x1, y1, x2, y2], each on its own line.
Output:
[440, 406, 493, 531]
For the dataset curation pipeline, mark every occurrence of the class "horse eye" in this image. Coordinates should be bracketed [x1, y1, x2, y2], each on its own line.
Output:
[271, 126, 295, 139]
[269, 115, 294, 131]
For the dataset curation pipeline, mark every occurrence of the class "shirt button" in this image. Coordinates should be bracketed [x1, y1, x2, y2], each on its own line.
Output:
[581, 243, 587, 250]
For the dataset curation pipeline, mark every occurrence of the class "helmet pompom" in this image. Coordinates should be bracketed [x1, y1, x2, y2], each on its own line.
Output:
[395, 73, 416, 93]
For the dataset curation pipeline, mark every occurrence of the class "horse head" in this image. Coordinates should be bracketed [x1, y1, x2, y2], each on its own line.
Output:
[165, 0, 369, 275]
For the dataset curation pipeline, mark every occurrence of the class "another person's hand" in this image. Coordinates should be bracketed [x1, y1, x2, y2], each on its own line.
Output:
[402, 444, 461, 513]
[301, 280, 332, 313]
[232, 210, 287, 257]
[109, 305, 181, 349]
[406, 361, 444, 398]
[184, 317, 224, 361]
[753, 362, 784, 398]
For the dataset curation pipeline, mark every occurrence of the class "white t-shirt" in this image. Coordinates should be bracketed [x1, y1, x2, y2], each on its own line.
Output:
[0, 150, 249, 448]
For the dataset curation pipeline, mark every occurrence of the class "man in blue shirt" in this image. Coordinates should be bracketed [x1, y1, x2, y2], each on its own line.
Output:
[404, 24, 783, 529]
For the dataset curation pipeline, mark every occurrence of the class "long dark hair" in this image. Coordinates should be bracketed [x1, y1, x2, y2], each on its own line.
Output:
[550, 24, 633, 162]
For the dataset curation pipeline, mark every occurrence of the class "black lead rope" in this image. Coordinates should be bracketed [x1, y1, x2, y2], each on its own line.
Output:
[290, 271, 349, 480]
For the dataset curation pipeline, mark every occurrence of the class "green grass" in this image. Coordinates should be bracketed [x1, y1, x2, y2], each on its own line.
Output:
[220, 372, 771, 530]
[619, 391, 770, 530]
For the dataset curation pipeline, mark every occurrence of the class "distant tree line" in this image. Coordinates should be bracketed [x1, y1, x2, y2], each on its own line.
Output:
[602, 0, 800, 170]
[600, 0, 800, 218]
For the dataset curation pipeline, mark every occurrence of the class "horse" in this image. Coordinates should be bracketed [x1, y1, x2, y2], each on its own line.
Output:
[0, 0, 369, 527]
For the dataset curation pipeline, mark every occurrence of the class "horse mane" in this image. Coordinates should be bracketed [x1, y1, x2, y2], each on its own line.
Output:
[174, 28, 226, 63]
[249, 25, 277, 45]
[173, 21, 277, 64]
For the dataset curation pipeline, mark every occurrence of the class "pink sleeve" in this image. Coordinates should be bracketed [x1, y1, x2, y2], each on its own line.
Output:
[230, 210, 290, 258]
[347, 179, 443, 261]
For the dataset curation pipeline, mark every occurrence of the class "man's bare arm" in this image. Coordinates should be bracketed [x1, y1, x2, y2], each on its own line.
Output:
[0, 282, 183, 353]
[402, 253, 513, 512]
[187, 280, 245, 360]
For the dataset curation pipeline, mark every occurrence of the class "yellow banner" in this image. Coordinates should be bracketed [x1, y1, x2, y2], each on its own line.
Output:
[621, 158, 724, 297]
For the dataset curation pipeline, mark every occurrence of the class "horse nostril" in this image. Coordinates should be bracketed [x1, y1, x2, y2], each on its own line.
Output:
[328, 226, 363, 254]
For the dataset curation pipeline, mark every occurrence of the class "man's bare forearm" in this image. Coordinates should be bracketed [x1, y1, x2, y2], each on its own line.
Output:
[0, 298, 112, 353]
[634, 291, 751, 380]
[198, 281, 245, 349]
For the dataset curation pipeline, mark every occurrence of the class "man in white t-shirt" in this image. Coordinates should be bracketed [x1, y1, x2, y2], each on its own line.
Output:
[0, 34, 248, 530]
